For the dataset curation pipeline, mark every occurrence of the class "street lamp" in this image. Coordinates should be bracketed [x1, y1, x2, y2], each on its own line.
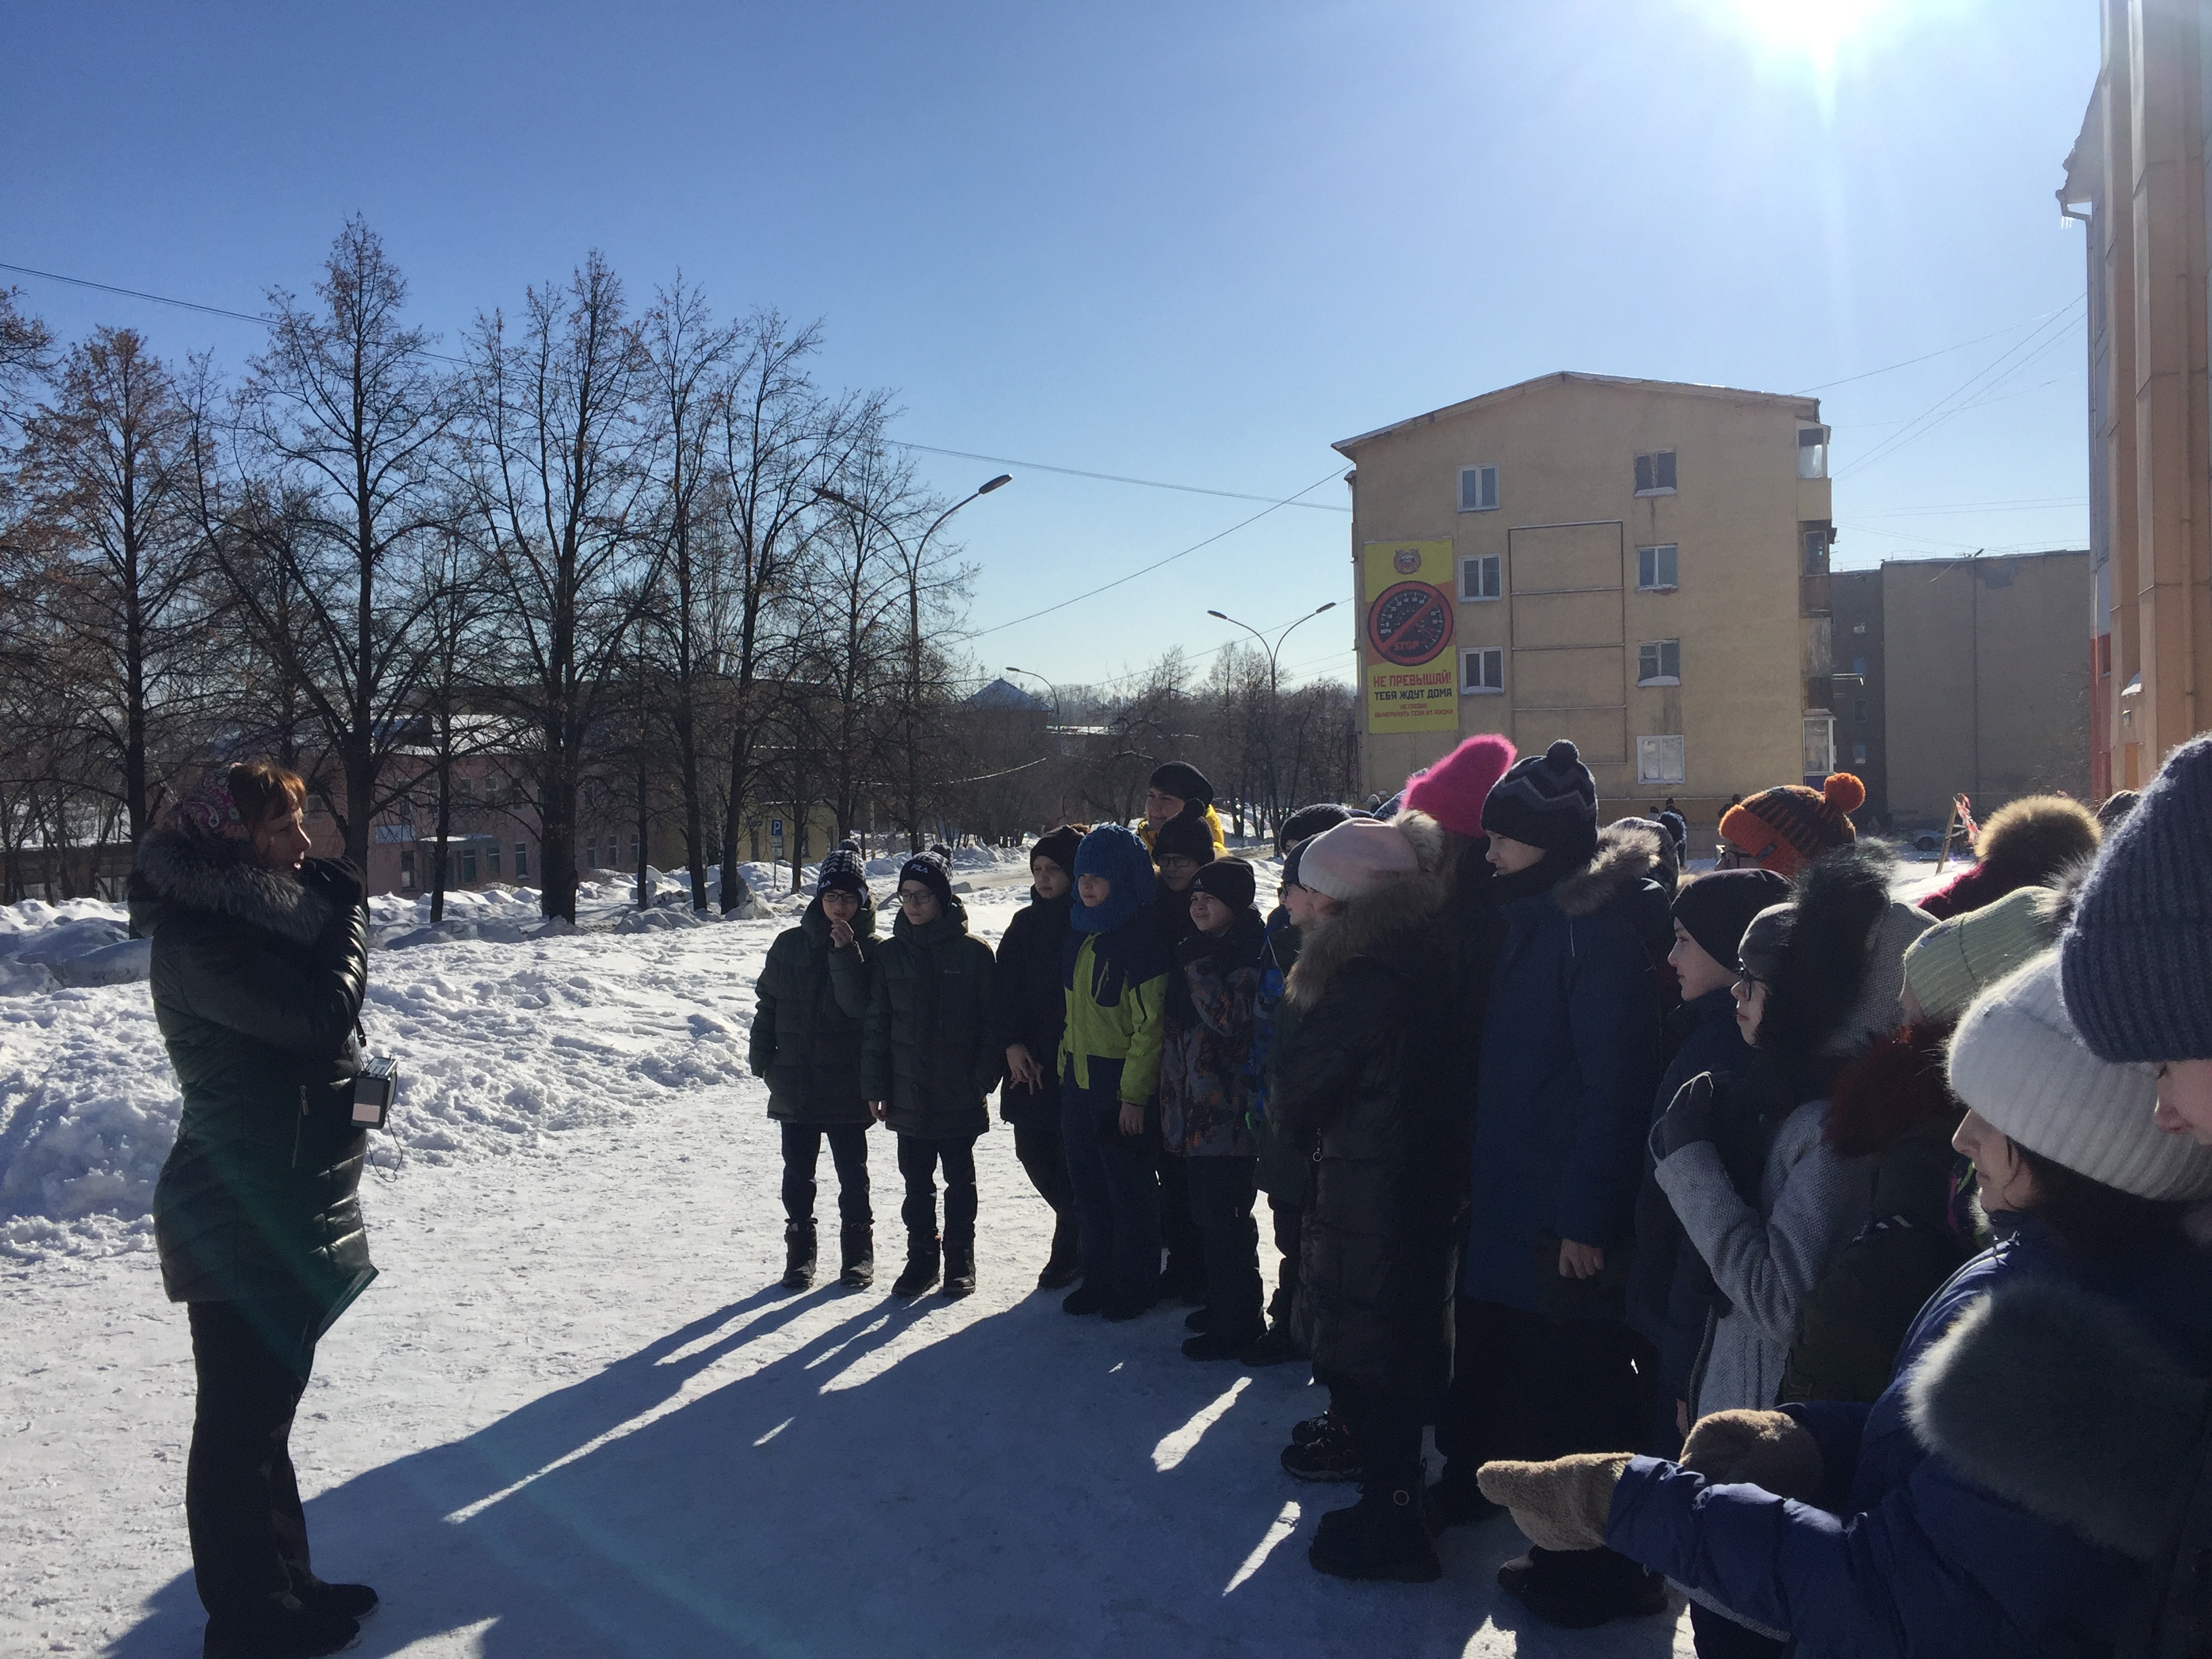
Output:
[1003, 664, 1061, 724]
[813, 473, 1012, 851]
[1206, 601, 1339, 833]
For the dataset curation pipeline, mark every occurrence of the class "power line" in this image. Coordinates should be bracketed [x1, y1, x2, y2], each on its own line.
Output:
[1793, 305, 2075, 393]
[894, 442, 1349, 513]
[0, 260, 274, 326]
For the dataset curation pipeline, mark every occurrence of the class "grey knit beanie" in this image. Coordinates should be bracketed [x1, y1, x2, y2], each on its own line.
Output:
[1949, 953, 2212, 1201]
[1824, 898, 1938, 1057]
[2061, 734, 2212, 1063]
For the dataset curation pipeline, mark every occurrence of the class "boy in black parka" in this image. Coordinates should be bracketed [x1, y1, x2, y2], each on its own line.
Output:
[863, 847, 1000, 1298]
[995, 824, 1087, 1289]
[750, 842, 878, 1290]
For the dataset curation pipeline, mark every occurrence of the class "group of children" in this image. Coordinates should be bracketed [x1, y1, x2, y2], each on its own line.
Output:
[750, 735, 2212, 1658]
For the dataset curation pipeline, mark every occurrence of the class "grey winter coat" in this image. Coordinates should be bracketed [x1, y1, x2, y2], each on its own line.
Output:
[131, 828, 374, 1330]
[1656, 1088, 1875, 1419]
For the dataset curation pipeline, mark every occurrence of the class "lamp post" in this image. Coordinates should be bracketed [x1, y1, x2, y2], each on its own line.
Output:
[1206, 601, 1338, 832]
[1003, 664, 1061, 725]
[815, 473, 1010, 850]
[1005, 665, 1067, 823]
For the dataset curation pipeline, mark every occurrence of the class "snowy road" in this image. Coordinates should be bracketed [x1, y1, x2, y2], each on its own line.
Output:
[3, 869, 1693, 1658]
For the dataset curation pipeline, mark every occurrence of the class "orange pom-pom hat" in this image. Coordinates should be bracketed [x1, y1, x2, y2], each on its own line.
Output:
[1719, 773, 1866, 878]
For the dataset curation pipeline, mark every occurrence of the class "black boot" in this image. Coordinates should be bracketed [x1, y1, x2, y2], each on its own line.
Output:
[1498, 1545, 1668, 1628]
[1037, 1212, 1081, 1290]
[1307, 1482, 1442, 1582]
[891, 1232, 941, 1297]
[781, 1220, 817, 1290]
[202, 1591, 360, 1659]
[838, 1223, 874, 1290]
[943, 1237, 976, 1298]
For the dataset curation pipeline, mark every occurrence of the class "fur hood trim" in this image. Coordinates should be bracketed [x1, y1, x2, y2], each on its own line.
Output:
[132, 827, 331, 945]
[1284, 862, 1446, 1010]
[1551, 821, 1661, 919]
[1389, 808, 1450, 879]
[1822, 1021, 1960, 1158]
[1973, 794, 2102, 886]
[1906, 1278, 2210, 1560]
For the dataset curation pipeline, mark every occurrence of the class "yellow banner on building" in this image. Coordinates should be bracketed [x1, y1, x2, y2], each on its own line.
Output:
[1361, 539, 1458, 733]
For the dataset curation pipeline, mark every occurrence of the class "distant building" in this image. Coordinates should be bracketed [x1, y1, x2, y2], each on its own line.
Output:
[1334, 372, 1837, 839]
[2060, 2, 2212, 792]
[1880, 550, 2093, 829]
[1830, 569, 1889, 825]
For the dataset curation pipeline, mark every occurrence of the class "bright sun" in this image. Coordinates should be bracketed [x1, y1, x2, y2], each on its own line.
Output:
[1718, 0, 1898, 73]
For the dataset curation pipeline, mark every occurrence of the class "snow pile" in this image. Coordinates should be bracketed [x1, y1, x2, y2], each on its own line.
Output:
[0, 898, 150, 994]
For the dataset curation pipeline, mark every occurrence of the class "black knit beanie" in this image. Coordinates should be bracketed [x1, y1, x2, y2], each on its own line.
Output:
[1149, 761, 1213, 809]
[1277, 802, 1352, 855]
[1031, 823, 1086, 880]
[1282, 838, 1311, 890]
[1480, 739, 1598, 861]
[815, 842, 869, 899]
[2062, 733, 2212, 1061]
[897, 845, 955, 911]
[1673, 868, 1792, 973]
[1190, 857, 1256, 913]
[1152, 806, 1215, 864]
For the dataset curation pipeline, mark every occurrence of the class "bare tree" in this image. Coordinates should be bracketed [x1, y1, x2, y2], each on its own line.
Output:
[461, 251, 659, 923]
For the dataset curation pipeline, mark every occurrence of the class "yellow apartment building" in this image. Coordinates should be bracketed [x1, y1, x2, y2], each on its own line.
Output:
[1334, 373, 1836, 834]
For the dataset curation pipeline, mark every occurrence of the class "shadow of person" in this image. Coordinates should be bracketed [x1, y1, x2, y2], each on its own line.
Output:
[112, 1289, 1687, 1658]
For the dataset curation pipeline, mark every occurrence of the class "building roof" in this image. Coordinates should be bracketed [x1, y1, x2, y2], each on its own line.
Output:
[1332, 371, 1822, 457]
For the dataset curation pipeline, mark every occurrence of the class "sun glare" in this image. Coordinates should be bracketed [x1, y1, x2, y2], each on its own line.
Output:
[1719, 0, 1898, 76]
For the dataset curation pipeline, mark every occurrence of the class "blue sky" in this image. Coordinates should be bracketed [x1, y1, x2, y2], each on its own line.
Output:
[1, 0, 2100, 693]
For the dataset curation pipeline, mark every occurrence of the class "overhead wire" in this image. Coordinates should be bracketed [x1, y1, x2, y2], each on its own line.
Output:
[893, 442, 1349, 513]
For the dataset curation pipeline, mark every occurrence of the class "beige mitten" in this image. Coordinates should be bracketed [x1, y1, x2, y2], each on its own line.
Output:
[1475, 1453, 1632, 1551]
[1679, 1408, 1824, 1500]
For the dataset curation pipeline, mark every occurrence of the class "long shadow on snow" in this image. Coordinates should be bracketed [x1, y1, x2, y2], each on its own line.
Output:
[110, 1284, 1685, 1658]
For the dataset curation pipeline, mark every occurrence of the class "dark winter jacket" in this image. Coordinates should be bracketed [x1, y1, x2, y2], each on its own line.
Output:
[1607, 1217, 2212, 1657]
[1273, 818, 1462, 1401]
[992, 885, 1076, 1126]
[1780, 1023, 1974, 1405]
[1628, 985, 1755, 1408]
[1160, 909, 1265, 1158]
[1429, 835, 1511, 1126]
[1250, 909, 1309, 1203]
[132, 828, 374, 1329]
[860, 897, 999, 1141]
[750, 895, 877, 1126]
[1464, 822, 1666, 1315]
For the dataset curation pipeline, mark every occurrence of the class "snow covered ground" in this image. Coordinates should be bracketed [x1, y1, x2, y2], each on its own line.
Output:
[1, 851, 1692, 1658]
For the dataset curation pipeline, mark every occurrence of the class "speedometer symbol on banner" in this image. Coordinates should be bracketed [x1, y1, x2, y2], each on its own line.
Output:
[1366, 581, 1456, 666]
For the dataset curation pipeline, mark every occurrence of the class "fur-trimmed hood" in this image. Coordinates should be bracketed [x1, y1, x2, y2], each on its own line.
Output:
[1283, 855, 1446, 1010]
[129, 825, 332, 945]
[1906, 1277, 2211, 1561]
[1824, 1020, 1960, 1158]
[1974, 794, 2102, 887]
[1551, 821, 1662, 919]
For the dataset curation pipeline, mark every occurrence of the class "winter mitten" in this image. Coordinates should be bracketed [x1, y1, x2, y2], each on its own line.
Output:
[1656, 1072, 1718, 1159]
[1679, 1408, 1824, 1500]
[1475, 1454, 1631, 1552]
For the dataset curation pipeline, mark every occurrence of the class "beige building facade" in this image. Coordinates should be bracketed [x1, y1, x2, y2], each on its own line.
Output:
[1334, 373, 1835, 830]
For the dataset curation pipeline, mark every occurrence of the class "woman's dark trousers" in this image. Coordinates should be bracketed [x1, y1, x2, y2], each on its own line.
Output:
[1185, 1153, 1265, 1342]
[1059, 1066, 1161, 1309]
[186, 1297, 319, 1620]
[895, 1132, 977, 1252]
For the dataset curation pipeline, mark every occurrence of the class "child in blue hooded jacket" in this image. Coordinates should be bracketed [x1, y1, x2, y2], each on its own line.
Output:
[1058, 824, 1172, 1321]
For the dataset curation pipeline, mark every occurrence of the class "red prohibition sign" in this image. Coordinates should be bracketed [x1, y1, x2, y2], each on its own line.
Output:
[1366, 581, 1456, 666]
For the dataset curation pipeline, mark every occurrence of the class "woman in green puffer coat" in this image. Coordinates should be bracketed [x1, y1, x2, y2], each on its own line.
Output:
[132, 761, 379, 1659]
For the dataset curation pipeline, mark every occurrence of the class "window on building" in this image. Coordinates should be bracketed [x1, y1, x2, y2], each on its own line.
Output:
[1797, 425, 1830, 480]
[1851, 655, 1867, 676]
[514, 842, 529, 881]
[487, 843, 500, 878]
[1460, 647, 1504, 695]
[628, 833, 640, 869]
[1803, 714, 1837, 781]
[399, 849, 415, 891]
[1460, 554, 1502, 602]
[586, 838, 597, 869]
[1803, 523, 1832, 575]
[1636, 544, 1679, 591]
[1637, 639, 1681, 685]
[1458, 465, 1498, 513]
[1634, 449, 1677, 495]
[462, 846, 478, 885]
[1853, 699, 1868, 721]
[1852, 742, 1868, 764]
[1637, 735, 1686, 786]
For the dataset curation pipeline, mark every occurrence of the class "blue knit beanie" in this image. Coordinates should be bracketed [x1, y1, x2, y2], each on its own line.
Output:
[1071, 823, 1155, 934]
[2061, 734, 2212, 1061]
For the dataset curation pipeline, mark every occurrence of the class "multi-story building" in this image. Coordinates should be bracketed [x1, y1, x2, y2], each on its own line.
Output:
[1879, 550, 2094, 829]
[1830, 569, 1889, 824]
[2060, 0, 2212, 794]
[1333, 372, 1836, 840]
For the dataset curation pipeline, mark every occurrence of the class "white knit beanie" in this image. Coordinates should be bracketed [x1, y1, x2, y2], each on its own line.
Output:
[1296, 818, 1419, 902]
[1948, 951, 2212, 1201]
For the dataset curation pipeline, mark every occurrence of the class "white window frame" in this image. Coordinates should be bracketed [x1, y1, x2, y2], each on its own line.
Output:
[1637, 639, 1681, 686]
[1634, 449, 1677, 497]
[1459, 552, 1502, 602]
[1458, 464, 1499, 513]
[1460, 646, 1504, 695]
[1636, 735, 1686, 786]
[1636, 544, 1679, 592]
